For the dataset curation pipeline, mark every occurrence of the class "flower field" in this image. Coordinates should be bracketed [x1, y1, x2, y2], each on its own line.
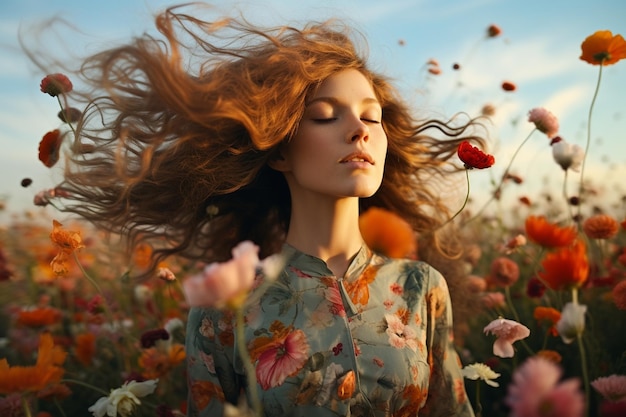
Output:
[0, 25, 625, 417]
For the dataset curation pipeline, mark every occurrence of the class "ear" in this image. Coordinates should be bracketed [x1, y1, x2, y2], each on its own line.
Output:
[267, 144, 291, 172]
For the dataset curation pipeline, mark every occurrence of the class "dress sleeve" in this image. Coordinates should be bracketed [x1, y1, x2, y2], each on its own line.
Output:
[421, 267, 475, 417]
[185, 307, 242, 417]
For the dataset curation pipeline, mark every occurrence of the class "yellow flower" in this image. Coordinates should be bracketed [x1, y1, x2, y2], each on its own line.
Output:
[580, 30, 626, 65]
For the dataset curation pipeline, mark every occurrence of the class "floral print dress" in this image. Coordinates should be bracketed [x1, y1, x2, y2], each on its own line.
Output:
[186, 244, 474, 417]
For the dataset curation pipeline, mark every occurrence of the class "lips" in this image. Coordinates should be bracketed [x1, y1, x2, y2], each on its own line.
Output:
[340, 151, 374, 164]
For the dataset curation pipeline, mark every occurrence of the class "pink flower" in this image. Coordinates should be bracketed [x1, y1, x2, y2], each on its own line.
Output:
[481, 292, 506, 309]
[487, 257, 520, 287]
[183, 241, 260, 308]
[385, 314, 419, 351]
[256, 329, 309, 389]
[483, 317, 530, 358]
[505, 356, 584, 417]
[591, 375, 626, 402]
[528, 108, 559, 138]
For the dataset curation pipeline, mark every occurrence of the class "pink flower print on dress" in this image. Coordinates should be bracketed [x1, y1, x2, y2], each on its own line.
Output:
[256, 329, 310, 390]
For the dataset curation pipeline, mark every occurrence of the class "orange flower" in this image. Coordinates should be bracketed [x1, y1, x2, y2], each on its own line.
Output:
[536, 349, 562, 363]
[539, 240, 589, 290]
[487, 24, 502, 38]
[525, 215, 577, 249]
[0, 333, 66, 394]
[359, 207, 417, 259]
[583, 214, 619, 239]
[133, 243, 153, 269]
[17, 307, 63, 327]
[74, 333, 96, 366]
[49, 220, 85, 277]
[344, 264, 379, 306]
[580, 30, 626, 65]
[533, 306, 561, 336]
[501, 81, 516, 92]
[337, 370, 355, 400]
[38, 129, 63, 168]
[138, 343, 186, 379]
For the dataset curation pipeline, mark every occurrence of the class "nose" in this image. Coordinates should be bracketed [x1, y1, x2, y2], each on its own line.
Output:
[346, 119, 369, 143]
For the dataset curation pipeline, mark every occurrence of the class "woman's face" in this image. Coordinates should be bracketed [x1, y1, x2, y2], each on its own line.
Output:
[274, 69, 388, 200]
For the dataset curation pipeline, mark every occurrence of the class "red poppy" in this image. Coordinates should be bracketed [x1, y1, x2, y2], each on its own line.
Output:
[539, 239, 589, 290]
[580, 30, 626, 66]
[487, 24, 502, 38]
[40, 73, 73, 97]
[457, 141, 495, 169]
[38, 129, 63, 168]
[501, 81, 516, 92]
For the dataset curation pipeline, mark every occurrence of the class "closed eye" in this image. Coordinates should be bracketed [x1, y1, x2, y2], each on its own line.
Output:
[312, 118, 337, 123]
[361, 118, 381, 124]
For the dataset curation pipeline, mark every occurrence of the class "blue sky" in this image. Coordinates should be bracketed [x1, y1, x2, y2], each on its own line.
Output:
[1, 0, 625, 223]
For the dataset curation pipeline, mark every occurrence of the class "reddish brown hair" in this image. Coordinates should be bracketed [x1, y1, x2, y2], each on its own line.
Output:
[41, 4, 486, 272]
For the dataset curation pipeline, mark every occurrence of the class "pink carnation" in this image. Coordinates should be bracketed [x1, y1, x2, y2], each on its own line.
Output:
[528, 107, 559, 138]
[483, 317, 530, 358]
[591, 374, 626, 402]
[506, 356, 584, 417]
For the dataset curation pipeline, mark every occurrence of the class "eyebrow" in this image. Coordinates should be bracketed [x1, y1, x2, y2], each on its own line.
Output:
[305, 96, 381, 107]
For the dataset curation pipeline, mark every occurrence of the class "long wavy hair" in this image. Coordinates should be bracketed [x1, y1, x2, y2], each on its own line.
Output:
[40, 4, 487, 275]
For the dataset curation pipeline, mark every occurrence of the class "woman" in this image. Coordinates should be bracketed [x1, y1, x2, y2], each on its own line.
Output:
[41, 4, 484, 416]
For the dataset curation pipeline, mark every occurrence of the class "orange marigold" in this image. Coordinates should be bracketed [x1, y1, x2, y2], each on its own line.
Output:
[17, 307, 63, 327]
[539, 239, 589, 290]
[583, 214, 619, 239]
[359, 207, 417, 259]
[0, 333, 66, 394]
[525, 215, 577, 249]
[580, 30, 626, 65]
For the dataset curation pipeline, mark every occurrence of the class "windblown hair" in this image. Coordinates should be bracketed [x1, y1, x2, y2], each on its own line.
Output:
[48, 3, 486, 273]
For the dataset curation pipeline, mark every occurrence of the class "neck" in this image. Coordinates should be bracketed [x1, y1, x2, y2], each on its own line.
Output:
[285, 194, 363, 277]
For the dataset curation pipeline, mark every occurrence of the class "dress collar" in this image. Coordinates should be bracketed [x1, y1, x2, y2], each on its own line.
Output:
[280, 242, 373, 280]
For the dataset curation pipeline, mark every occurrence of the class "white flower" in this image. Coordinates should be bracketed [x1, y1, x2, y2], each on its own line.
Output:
[88, 379, 158, 417]
[462, 363, 501, 387]
[556, 302, 587, 344]
[164, 317, 184, 336]
[550, 137, 585, 172]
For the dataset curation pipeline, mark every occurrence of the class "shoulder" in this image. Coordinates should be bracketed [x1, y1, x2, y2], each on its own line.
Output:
[373, 254, 445, 289]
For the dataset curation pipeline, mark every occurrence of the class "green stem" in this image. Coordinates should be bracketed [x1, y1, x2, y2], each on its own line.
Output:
[463, 129, 536, 226]
[562, 170, 575, 224]
[62, 378, 111, 395]
[577, 65, 604, 226]
[438, 169, 470, 231]
[21, 396, 33, 417]
[73, 252, 103, 295]
[57, 95, 77, 136]
[577, 333, 590, 417]
[505, 286, 521, 323]
[235, 306, 262, 417]
[474, 380, 482, 417]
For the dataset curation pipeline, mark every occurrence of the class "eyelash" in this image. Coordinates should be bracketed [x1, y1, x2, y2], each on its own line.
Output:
[312, 118, 380, 124]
